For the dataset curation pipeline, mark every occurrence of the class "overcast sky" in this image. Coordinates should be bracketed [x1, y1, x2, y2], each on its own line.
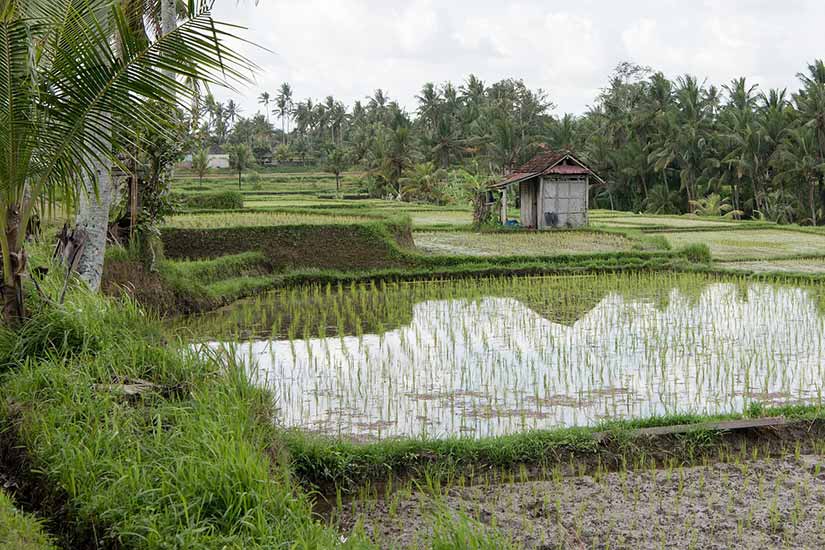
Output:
[211, 0, 825, 118]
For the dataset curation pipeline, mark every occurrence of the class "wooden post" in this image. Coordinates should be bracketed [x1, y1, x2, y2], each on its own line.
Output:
[129, 170, 138, 240]
[500, 189, 508, 224]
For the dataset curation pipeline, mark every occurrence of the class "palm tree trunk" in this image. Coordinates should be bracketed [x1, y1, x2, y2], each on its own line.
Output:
[75, 118, 114, 292]
[1, 205, 25, 325]
[640, 172, 649, 200]
[161, 0, 176, 40]
[733, 180, 741, 218]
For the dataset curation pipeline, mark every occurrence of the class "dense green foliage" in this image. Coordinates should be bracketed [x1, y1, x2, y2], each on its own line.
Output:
[198, 60, 825, 224]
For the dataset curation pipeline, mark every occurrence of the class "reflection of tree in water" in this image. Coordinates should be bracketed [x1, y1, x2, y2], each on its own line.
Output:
[174, 273, 824, 342]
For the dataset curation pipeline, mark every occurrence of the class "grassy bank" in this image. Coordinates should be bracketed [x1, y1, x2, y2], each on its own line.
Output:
[284, 405, 825, 496]
[105, 242, 708, 317]
[0, 279, 371, 548]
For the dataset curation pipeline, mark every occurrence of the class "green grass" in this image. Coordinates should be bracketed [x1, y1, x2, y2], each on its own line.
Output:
[413, 229, 650, 256]
[282, 403, 825, 494]
[593, 215, 737, 229]
[164, 210, 371, 228]
[406, 210, 473, 227]
[0, 276, 375, 549]
[0, 491, 56, 550]
[171, 170, 366, 196]
[652, 228, 825, 260]
[719, 257, 825, 274]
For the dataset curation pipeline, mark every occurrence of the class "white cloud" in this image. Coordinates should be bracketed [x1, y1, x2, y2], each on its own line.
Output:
[209, 0, 825, 117]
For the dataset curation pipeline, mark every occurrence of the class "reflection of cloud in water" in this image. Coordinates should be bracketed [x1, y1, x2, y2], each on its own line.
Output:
[221, 283, 825, 439]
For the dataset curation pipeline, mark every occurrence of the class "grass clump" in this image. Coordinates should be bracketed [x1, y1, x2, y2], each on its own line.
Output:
[0, 280, 373, 549]
[0, 490, 56, 550]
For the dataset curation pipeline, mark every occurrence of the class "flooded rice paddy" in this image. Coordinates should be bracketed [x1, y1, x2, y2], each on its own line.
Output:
[178, 273, 825, 440]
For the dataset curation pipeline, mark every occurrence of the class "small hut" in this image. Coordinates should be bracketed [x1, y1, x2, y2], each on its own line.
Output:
[490, 150, 604, 229]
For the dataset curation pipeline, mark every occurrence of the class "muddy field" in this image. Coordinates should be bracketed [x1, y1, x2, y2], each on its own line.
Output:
[336, 454, 825, 549]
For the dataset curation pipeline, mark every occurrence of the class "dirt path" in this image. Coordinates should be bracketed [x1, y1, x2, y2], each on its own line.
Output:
[337, 455, 825, 549]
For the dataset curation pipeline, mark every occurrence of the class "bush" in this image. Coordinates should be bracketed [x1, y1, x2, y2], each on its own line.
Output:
[681, 243, 712, 264]
[173, 191, 243, 211]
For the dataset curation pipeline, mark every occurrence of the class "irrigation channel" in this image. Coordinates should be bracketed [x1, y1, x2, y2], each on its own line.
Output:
[176, 272, 825, 440]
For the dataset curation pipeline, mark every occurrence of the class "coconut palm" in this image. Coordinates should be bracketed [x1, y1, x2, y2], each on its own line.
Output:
[228, 143, 254, 190]
[258, 91, 271, 122]
[400, 162, 446, 204]
[323, 146, 349, 195]
[0, 0, 250, 324]
[226, 99, 241, 125]
[275, 82, 293, 144]
[191, 148, 210, 187]
[777, 126, 825, 224]
[689, 193, 743, 218]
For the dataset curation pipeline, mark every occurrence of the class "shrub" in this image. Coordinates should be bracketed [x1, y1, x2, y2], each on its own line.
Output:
[682, 243, 712, 264]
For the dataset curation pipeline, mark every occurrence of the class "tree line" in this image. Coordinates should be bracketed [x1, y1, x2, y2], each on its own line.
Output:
[193, 60, 825, 224]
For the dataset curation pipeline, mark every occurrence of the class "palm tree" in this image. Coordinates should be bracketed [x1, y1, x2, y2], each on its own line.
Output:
[226, 99, 241, 125]
[275, 82, 293, 144]
[777, 126, 825, 224]
[649, 75, 716, 210]
[258, 91, 271, 122]
[323, 146, 349, 195]
[689, 193, 743, 218]
[382, 127, 415, 199]
[400, 162, 446, 203]
[416, 82, 441, 130]
[795, 60, 825, 215]
[191, 149, 210, 187]
[0, 0, 249, 324]
[228, 143, 254, 190]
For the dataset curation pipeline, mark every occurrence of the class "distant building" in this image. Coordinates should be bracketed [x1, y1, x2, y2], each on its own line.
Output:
[177, 147, 230, 170]
[206, 154, 230, 169]
[490, 149, 604, 229]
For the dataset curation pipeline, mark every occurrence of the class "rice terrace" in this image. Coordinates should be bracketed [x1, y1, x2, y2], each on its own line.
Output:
[6, 1, 825, 549]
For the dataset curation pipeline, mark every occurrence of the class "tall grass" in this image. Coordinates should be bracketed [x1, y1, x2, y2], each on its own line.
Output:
[0, 490, 56, 550]
[0, 277, 369, 548]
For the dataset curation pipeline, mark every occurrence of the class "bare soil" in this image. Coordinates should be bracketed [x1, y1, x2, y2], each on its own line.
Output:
[337, 454, 825, 549]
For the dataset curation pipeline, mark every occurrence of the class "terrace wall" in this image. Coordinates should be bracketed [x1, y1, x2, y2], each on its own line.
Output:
[160, 219, 414, 270]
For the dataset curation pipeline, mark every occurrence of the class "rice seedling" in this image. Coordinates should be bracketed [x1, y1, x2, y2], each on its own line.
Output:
[180, 271, 825, 440]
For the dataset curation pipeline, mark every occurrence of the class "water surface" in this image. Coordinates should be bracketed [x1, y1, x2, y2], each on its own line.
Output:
[180, 274, 825, 439]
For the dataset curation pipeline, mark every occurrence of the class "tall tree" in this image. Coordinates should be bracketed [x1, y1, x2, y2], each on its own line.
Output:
[258, 91, 271, 122]
[0, 0, 249, 323]
[229, 143, 254, 189]
[275, 82, 293, 144]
